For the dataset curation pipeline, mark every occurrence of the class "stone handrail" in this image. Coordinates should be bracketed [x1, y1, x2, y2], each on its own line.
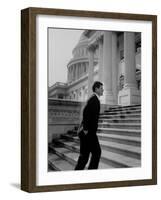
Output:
[48, 98, 84, 142]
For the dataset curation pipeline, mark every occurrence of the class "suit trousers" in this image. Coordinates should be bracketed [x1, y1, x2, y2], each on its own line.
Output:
[75, 133, 101, 170]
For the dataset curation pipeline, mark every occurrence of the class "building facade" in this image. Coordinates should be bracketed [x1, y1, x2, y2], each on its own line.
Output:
[49, 30, 141, 106]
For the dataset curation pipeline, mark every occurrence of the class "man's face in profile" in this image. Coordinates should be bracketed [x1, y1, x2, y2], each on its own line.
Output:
[95, 85, 104, 97]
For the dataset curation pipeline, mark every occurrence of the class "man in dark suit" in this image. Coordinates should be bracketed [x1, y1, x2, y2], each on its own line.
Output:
[75, 81, 104, 170]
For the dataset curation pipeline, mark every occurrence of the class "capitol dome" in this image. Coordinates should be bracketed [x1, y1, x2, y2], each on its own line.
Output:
[72, 32, 89, 58]
[67, 31, 90, 87]
[78, 33, 88, 43]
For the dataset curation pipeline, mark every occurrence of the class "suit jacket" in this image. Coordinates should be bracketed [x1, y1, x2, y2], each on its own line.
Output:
[82, 94, 100, 135]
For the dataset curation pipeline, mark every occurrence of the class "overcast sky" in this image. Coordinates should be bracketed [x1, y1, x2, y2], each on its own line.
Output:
[48, 28, 83, 87]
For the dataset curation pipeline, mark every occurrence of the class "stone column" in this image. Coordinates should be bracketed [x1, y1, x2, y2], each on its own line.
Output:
[78, 64, 80, 79]
[81, 63, 84, 76]
[67, 67, 69, 82]
[118, 32, 140, 105]
[80, 63, 82, 77]
[85, 63, 87, 74]
[69, 66, 71, 82]
[80, 88, 83, 101]
[73, 65, 75, 81]
[71, 66, 73, 82]
[68, 68, 71, 82]
[84, 63, 86, 75]
[88, 46, 95, 97]
[82, 63, 85, 76]
[70, 66, 73, 81]
[124, 32, 137, 88]
[98, 37, 103, 82]
[72, 65, 74, 81]
[84, 86, 88, 101]
[74, 65, 76, 81]
[75, 64, 78, 80]
[79, 63, 81, 78]
[102, 32, 114, 104]
[112, 32, 118, 104]
[75, 90, 78, 101]
[82, 86, 85, 101]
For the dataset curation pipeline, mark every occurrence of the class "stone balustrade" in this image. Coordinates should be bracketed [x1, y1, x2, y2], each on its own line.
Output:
[48, 98, 110, 143]
[48, 98, 84, 142]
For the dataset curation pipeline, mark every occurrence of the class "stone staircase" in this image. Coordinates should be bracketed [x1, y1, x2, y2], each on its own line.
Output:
[48, 104, 141, 171]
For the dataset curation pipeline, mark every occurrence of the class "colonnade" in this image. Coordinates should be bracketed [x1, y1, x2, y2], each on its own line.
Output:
[69, 86, 88, 101]
[68, 62, 88, 82]
[87, 31, 140, 105]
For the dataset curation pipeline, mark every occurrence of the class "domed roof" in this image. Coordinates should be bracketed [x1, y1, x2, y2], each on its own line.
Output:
[78, 33, 88, 43]
[75, 32, 88, 48]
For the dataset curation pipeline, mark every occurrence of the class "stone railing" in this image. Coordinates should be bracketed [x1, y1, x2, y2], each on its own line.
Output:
[48, 98, 111, 143]
[51, 82, 67, 87]
[48, 98, 84, 142]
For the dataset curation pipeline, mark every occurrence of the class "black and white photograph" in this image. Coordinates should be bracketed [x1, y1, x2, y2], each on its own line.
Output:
[48, 28, 142, 172]
[21, 7, 157, 192]
[1, 0, 159, 197]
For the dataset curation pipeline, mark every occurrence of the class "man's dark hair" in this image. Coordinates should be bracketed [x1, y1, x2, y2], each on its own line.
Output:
[92, 81, 103, 92]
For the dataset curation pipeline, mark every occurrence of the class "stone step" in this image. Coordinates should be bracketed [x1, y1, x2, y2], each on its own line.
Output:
[62, 140, 80, 151]
[50, 146, 115, 169]
[99, 162, 115, 169]
[98, 133, 141, 146]
[52, 145, 140, 169]
[99, 113, 141, 119]
[97, 127, 141, 137]
[98, 122, 141, 130]
[101, 150, 141, 168]
[107, 106, 141, 112]
[57, 138, 141, 159]
[52, 147, 77, 167]
[99, 118, 141, 123]
[48, 153, 74, 171]
[48, 104, 142, 171]
[48, 153, 61, 171]
[49, 129, 141, 170]
[108, 104, 141, 111]
[61, 129, 141, 144]
[100, 140, 141, 159]
[100, 109, 141, 115]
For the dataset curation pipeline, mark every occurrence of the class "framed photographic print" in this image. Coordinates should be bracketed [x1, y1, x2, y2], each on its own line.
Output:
[21, 7, 157, 192]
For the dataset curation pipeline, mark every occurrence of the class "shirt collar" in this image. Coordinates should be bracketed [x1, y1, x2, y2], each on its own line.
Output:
[93, 92, 100, 100]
